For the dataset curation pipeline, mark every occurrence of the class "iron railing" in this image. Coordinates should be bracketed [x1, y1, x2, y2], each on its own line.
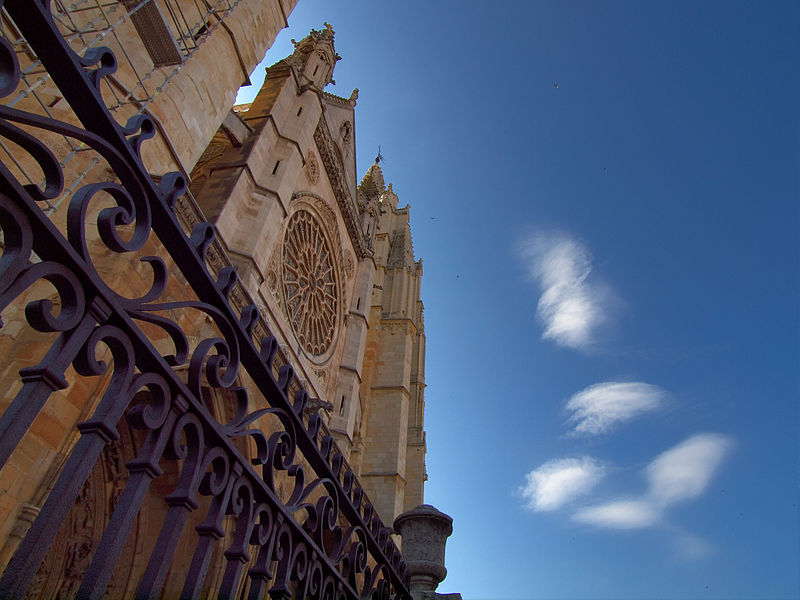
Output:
[0, 1, 410, 598]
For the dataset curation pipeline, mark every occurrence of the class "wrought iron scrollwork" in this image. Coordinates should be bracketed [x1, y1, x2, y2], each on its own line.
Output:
[0, 1, 410, 598]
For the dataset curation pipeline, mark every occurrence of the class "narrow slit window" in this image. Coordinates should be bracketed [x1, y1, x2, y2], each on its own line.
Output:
[272, 160, 280, 175]
[313, 65, 319, 76]
[297, 107, 303, 116]
[192, 22, 210, 42]
[356, 297, 361, 310]
[339, 396, 346, 415]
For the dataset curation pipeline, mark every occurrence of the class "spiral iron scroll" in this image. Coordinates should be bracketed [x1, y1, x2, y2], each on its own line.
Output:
[0, 2, 409, 598]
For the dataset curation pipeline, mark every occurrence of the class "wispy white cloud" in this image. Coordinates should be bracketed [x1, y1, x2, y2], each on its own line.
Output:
[520, 457, 605, 512]
[518, 231, 613, 350]
[573, 499, 660, 529]
[565, 382, 666, 436]
[570, 433, 732, 530]
[646, 433, 731, 507]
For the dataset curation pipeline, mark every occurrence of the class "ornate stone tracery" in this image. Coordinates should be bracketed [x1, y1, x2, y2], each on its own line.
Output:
[314, 114, 370, 258]
[281, 209, 339, 358]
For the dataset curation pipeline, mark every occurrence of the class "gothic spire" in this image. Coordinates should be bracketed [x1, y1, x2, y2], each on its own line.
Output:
[285, 23, 341, 90]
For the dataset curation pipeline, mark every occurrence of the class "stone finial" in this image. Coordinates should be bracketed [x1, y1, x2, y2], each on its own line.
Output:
[393, 504, 456, 596]
[284, 25, 341, 90]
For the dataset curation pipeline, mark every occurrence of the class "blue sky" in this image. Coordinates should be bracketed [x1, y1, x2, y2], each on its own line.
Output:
[237, 2, 799, 598]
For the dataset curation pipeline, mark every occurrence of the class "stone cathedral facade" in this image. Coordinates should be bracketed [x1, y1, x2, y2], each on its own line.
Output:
[188, 25, 428, 523]
[0, 2, 428, 596]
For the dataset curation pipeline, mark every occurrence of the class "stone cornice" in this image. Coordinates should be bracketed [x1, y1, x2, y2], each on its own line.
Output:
[378, 317, 418, 337]
[322, 90, 356, 107]
[314, 112, 371, 259]
[360, 472, 407, 483]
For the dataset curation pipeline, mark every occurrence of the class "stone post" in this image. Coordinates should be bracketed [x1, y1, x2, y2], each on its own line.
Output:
[393, 504, 462, 600]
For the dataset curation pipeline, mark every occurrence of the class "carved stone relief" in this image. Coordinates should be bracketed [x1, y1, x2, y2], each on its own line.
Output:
[265, 246, 281, 302]
[193, 140, 229, 179]
[25, 433, 139, 600]
[339, 120, 352, 145]
[23, 390, 254, 600]
[313, 367, 328, 386]
[304, 151, 320, 185]
[342, 249, 354, 280]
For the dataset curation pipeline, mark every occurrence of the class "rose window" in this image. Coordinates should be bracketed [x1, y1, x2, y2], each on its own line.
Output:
[281, 209, 338, 357]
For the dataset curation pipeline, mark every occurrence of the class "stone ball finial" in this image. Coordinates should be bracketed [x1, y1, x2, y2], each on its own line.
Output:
[393, 504, 454, 593]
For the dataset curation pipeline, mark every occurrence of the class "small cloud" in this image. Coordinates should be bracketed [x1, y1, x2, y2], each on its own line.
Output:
[520, 457, 605, 512]
[518, 231, 613, 350]
[570, 433, 732, 530]
[647, 433, 732, 506]
[672, 530, 714, 560]
[565, 381, 666, 436]
[573, 499, 660, 529]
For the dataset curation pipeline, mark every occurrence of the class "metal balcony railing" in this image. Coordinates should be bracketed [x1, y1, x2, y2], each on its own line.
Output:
[0, 2, 410, 598]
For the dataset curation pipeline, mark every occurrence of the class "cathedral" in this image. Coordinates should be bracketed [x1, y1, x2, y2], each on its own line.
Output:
[0, 1, 435, 598]
[188, 24, 428, 523]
